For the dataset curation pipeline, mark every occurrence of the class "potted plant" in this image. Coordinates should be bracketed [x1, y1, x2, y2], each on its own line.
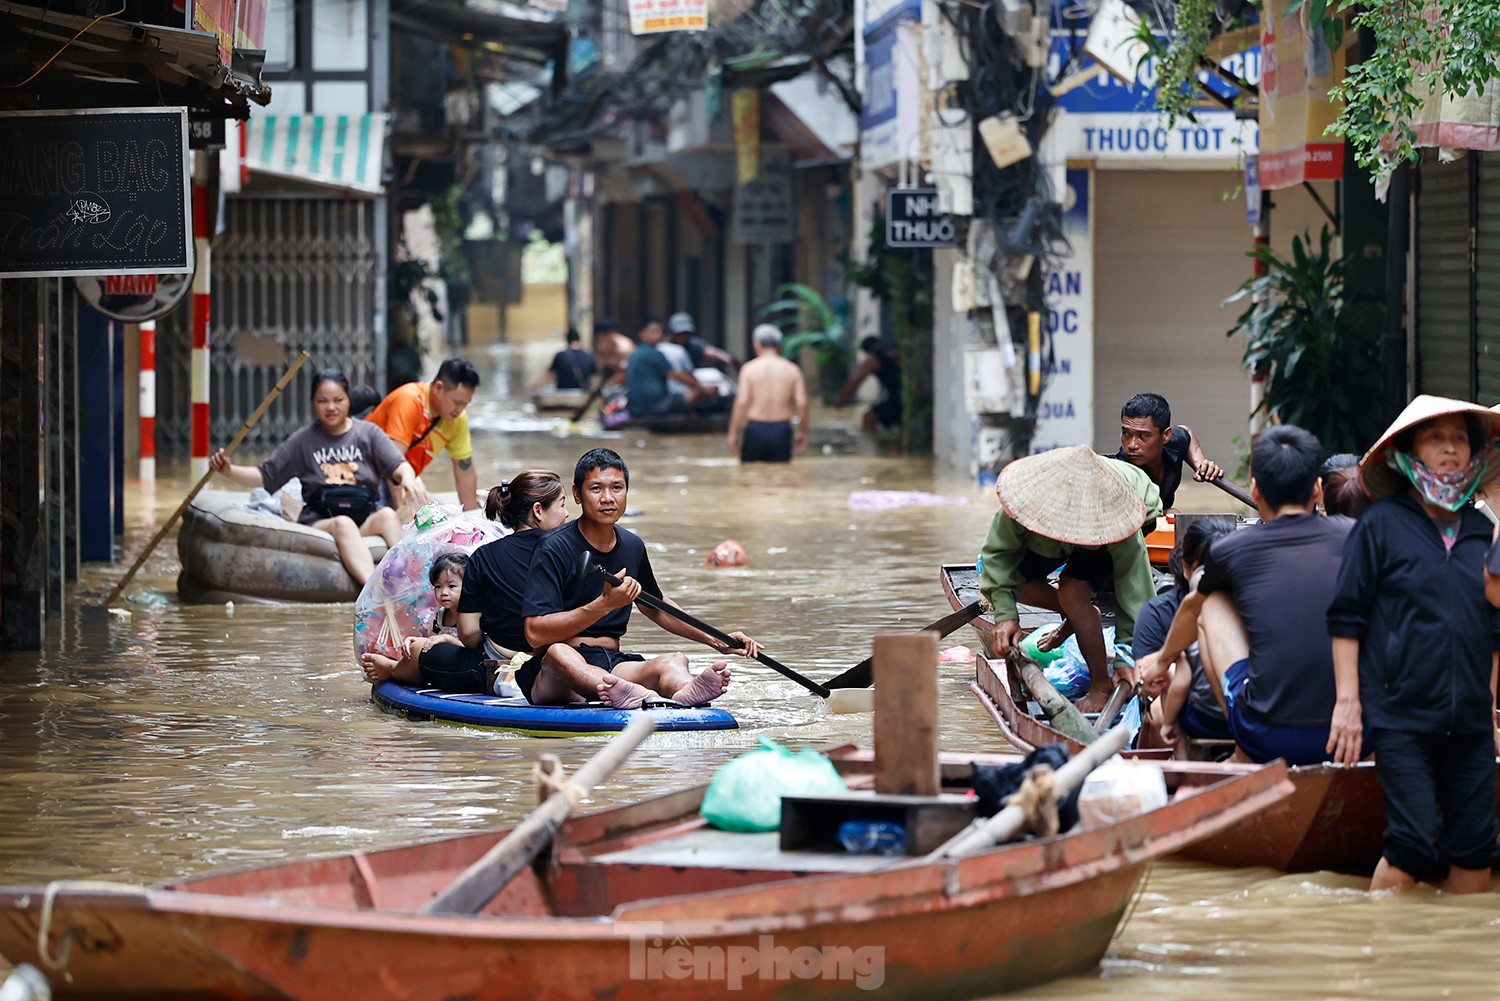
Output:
[759, 282, 851, 403]
[1224, 227, 1384, 455]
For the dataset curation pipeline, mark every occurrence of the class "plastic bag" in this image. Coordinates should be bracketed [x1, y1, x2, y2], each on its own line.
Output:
[1076, 755, 1167, 830]
[700, 738, 848, 833]
[351, 504, 509, 659]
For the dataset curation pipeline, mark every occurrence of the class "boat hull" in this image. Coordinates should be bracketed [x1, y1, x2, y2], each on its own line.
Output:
[0, 754, 1290, 999]
[970, 655, 1500, 874]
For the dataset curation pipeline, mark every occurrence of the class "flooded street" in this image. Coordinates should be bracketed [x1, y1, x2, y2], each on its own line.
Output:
[2, 343, 1498, 997]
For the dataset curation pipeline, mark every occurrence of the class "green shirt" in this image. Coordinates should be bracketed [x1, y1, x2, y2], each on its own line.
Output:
[979, 458, 1162, 654]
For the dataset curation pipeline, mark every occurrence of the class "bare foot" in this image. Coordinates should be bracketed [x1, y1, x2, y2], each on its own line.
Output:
[361, 652, 396, 684]
[597, 674, 657, 709]
[672, 661, 731, 706]
[1074, 687, 1112, 714]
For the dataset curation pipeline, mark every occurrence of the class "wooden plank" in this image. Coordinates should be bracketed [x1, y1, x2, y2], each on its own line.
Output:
[873, 632, 940, 796]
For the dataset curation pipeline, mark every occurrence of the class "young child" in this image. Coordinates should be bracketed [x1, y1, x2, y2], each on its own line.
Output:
[360, 551, 472, 686]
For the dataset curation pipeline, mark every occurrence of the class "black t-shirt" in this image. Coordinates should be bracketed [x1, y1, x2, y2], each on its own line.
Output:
[1115, 425, 1191, 509]
[1196, 513, 1352, 726]
[458, 529, 548, 651]
[550, 348, 597, 390]
[522, 521, 662, 641]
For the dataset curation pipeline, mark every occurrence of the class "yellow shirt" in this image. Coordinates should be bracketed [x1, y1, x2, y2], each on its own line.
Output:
[365, 381, 472, 476]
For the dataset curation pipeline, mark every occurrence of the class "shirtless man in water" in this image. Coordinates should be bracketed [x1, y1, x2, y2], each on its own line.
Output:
[520, 447, 763, 708]
[728, 324, 809, 463]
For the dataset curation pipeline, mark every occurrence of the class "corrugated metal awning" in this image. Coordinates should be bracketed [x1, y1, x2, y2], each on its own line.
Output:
[245, 114, 387, 195]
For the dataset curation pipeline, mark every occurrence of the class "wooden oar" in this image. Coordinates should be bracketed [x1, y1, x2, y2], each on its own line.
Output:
[587, 562, 832, 698]
[931, 722, 1131, 858]
[104, 351, 310, 608]
[1012, 652, 1097, 745]
[421, 715, 655, 915]
[567, 374, 610, 423]
[1207, 475, 1255, 508]
[823, 601, 984, 691]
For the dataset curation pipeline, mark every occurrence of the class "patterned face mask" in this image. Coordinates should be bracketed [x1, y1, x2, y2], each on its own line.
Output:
[1386, 449, 1484, 512]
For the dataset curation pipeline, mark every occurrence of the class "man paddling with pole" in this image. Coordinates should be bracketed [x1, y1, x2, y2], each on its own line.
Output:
[519, 448, 763, 708]
[979, 446, 1163, 711]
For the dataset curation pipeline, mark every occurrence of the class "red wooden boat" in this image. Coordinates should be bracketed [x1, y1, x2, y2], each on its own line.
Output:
[970, 655, 1500, 875]
[0, 747, 1290, 1000]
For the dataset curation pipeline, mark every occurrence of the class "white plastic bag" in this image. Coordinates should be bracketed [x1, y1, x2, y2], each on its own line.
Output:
[1076, 755, 1167, 830]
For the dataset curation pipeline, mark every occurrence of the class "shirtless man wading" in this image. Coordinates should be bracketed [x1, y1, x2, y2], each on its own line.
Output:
[727, 324, 810, 463]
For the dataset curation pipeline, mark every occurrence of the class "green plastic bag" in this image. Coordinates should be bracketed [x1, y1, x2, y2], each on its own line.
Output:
[700, 738, 848, 832]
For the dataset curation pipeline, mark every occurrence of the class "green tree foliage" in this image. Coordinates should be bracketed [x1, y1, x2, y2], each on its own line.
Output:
[1150, 1, 1500, 181]
[1224, 227, 1384, 453]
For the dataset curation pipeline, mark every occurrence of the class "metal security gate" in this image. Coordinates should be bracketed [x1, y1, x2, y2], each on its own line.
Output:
[1415, 151, 1474, 400]
[157, 197, 378, 461]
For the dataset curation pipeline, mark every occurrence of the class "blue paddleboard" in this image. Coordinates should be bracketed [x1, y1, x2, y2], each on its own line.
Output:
[371, 682, 739, 737]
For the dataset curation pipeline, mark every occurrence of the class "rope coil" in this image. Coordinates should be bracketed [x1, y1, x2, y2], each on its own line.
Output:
[1004, 764, 1059, 838]
[531, 759, 586, 808]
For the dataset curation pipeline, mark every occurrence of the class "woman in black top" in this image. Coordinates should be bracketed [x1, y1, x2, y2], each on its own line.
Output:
[1327, 396, 1500, 894]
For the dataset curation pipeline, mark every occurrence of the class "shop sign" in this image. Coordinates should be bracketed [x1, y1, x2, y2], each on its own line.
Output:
[0, 108, 193, 278]
[885, 188, 956, 248]
[74, 271, 194, 323]
[628, 0, 706, 34]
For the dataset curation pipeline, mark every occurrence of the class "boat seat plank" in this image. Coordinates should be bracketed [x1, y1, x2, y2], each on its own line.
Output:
[590, 829, 897, 873]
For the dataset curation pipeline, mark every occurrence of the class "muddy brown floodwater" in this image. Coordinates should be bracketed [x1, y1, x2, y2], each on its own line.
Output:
[1, 343, 1497, 997]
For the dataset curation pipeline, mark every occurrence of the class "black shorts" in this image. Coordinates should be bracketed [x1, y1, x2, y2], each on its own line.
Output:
[516, 643, 646, 703]
[416, 643, 489, 693]
[740, 420, 793, 463]
[1372, 727, 1500, 881]
[1016, 547, 1113, 593]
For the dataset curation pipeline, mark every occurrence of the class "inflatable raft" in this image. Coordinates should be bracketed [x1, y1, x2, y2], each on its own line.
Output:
[178, 489, 386, 604]
[371, 681, 739, 737]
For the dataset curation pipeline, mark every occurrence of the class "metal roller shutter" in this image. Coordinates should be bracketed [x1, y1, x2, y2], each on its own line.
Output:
[1415, 151, 1473, 399]
[1475, 152, 1500, 404]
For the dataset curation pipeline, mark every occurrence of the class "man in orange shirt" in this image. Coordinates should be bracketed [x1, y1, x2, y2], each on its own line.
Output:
[367, 357, 481, 510]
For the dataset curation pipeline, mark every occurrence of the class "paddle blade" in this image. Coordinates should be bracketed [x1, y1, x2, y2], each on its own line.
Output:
[823, 600, 985, 691]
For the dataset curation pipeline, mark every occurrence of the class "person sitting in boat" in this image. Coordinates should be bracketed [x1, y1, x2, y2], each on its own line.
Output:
[1327, 397, 1500, 895]
[520, 447, 762, 708]
[624, 318, 722, 418]
[1135, 517, 1236, 751]
[359, 551, 476, 689]
[210, 367, 419, 587]
[366, 357, 481, 512]
[1114, 393, 1223, 515]
[667, 312, 738, 372]
[533, 329, 596, 393]
[1138, 425, 1352, 766]
[979, 445, 1163, 711]
[593, 317, 634, 393]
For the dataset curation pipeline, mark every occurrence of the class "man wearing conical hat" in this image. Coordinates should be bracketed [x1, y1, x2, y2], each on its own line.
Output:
[980, 445, 1163, 709]
[1326, 395, 1500, 894]
[1140, 425, 1352, 767]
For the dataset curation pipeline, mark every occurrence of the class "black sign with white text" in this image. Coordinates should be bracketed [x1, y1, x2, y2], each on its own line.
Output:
[885, 187, 958, 248]
[0, 108, 194, 277]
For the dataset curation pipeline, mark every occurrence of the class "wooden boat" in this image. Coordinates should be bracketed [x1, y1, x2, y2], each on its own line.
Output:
[0, 746, 1291, 1000]
[178, 489, 387, 603]
[372, 681, 739, 736]
[602, 408, 731, 434]
[970, 655, 1500, 874]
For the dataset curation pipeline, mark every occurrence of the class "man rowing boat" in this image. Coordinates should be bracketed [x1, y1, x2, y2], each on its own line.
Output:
[519, 448, 763, 708]
[1115, 393, 1222, 517]
[979, 445, 1162, 711]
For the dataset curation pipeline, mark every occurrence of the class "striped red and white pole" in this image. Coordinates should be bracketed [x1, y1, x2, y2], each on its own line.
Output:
[139, 319, 156, 481]
[190, 152, 212, 481]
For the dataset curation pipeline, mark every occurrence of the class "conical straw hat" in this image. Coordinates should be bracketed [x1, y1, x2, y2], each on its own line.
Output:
[1360, 395, 1500, 500]
[996, 445, 1148, 546]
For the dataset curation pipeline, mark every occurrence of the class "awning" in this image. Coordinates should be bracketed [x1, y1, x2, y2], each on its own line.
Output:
[245, 114, 388, 195]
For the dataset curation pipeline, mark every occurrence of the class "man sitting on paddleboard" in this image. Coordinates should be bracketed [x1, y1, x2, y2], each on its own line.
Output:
[519, 447, 762, 708]
[1115, 392, 1223, 516]
[1139, 425, 1353, 765]
[980, 445, 1162, 712]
